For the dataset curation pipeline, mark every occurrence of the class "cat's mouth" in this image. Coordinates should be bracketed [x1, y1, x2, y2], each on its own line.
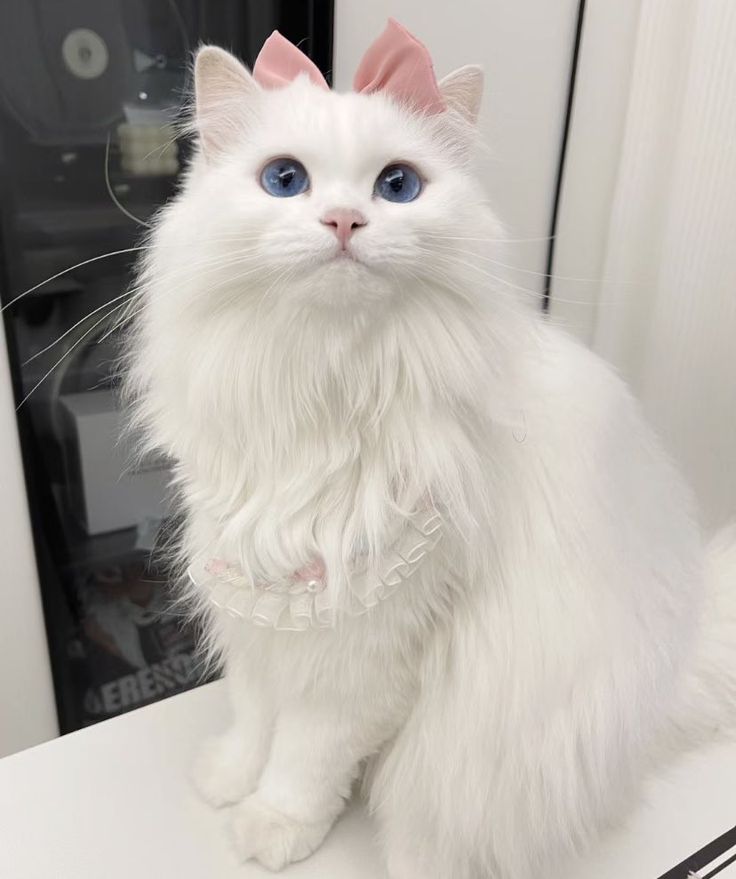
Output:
[322, 248, 368, 270]
[332, 248, 362, 264]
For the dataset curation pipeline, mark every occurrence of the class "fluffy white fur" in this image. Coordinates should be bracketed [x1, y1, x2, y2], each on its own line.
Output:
[124, 45, 736, 878]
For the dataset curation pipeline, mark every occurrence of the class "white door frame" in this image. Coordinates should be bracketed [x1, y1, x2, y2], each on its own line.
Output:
[0, 320, 57, 757]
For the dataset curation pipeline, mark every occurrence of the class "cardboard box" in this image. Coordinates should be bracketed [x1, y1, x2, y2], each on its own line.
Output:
[59, 390, 171, 534]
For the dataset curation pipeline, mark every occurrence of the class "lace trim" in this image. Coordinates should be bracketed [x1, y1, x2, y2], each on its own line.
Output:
[186, 509, 443, 631]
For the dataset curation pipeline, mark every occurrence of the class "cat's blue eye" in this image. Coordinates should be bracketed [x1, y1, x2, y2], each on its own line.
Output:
[374, 163, 422, 203]
[260, 158, 310, 198]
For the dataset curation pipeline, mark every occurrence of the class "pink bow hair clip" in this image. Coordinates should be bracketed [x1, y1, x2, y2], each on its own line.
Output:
[253, 18, 446, 115]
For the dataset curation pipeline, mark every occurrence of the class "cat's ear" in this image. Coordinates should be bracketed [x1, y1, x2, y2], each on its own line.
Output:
[438, 66, 484, 124]
[194, 46, 260, 157]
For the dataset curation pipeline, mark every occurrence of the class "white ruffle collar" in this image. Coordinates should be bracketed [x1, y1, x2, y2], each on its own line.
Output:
[187, 508, 443, 631]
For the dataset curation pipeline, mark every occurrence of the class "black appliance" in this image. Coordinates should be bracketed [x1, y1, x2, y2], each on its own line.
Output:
[0, 0, 333, 733]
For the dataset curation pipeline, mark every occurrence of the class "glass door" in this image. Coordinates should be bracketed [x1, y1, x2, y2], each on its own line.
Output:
[0, 0, 333, 733]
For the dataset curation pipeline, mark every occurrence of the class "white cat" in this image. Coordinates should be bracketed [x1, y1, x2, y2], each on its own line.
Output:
[125, 22, 736, 879]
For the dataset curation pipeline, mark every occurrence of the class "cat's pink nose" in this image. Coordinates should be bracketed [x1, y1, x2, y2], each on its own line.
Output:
[321, 208, 367, 249]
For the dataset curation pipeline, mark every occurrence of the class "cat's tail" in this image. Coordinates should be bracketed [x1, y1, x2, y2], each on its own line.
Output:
[674, 524, 736, 742]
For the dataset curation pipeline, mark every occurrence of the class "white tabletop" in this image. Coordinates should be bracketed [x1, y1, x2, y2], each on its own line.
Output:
[0, 679, 734, 878]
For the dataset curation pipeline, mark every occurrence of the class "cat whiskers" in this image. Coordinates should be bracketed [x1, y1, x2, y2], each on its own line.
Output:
[22, 289, 143, 366]
[416, 246, 632, 310]
[424, 232, 556, 245]
[1, 247, 146, 314]
[1, 236, 270, 314]
[412, 247, 529, 307]
[21, 250, 259, 364]
[426, 240, 639, 289]
[16, 300, 133, 410]
[95, 310, 143, 355]
[12, 245, 273, 407]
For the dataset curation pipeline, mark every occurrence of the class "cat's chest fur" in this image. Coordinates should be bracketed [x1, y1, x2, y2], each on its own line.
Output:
[183, 393, 469, 587]
[179, 361, 468, 652]
[156, 303, 492, 587]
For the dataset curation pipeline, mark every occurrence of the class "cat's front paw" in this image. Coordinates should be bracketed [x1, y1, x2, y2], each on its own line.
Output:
[230, 795, 332, 871]
[190, 731, 262, 808]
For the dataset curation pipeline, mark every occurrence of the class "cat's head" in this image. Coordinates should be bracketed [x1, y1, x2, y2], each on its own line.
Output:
[157, 21, 496, 313]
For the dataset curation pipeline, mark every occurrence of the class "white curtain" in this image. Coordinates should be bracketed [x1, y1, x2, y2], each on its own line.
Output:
[554, 0, 736, 532]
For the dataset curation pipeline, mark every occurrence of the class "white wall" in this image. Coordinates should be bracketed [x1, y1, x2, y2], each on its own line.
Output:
[0, 322, 58, 756]
[551, 0, 736, 531]
[334, 0, 581, 292]
[548, 0, 642, 343]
